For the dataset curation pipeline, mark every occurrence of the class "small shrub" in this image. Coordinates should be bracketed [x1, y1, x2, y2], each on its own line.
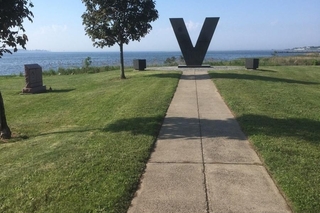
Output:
[43, 69, 58, 76]
[104, 66, 119, 71]
[57, 67, 68, 75]
[83, 57, 92, 69]
[313, 59, 320, 66]
[164, 56, 178, 66]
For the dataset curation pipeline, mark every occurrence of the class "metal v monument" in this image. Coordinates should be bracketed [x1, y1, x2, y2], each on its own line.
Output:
[170, 17, 219, 68]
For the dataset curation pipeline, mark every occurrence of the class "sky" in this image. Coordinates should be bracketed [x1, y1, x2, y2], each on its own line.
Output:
[21, 0, 320, 52]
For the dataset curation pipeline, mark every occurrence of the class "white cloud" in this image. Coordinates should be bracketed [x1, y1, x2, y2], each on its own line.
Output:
[185, 21, 201, 31]
[26, 24, 71, 51]
[52, 25, 68, 32]
[270, 20, 279, 26]
[38, 24, 68, 35]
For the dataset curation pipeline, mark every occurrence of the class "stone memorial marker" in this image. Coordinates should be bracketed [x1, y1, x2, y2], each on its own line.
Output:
[22, 64, 46, 93]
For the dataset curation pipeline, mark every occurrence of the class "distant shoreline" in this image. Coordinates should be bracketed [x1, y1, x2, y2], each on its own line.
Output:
[12, 49, 317, 53]
[274, 50, 320, 54]
[1, 50, 318, 76]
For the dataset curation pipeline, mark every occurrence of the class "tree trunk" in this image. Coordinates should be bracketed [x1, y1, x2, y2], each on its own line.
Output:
[119, 42, 126, 79]
[0, 92, 11, 139]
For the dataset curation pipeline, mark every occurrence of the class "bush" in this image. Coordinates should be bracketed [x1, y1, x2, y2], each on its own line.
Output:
[83, 57, 92, 69]
[164, 56, 178, 66]
[312, 59, 320, 66]
[206, 59, 245, 66]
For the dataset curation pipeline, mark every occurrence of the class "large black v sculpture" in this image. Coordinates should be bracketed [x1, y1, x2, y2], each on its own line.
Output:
[170, 17, 219, 67]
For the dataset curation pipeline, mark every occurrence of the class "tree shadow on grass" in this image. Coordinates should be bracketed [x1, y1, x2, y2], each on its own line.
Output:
[0, 128, 95, 144]
[209, 72, 319, 85]
[256, 68, 277, 72]
[0, 134, 29, 144]
[6, 114, 318, 147]
[237, 114, 320, 145]
[143, 72, 181, 79]
[19, 89, 76, 95]
[48, 89, 75, 93]
[30, 116, 205, 140]
[103, 116, 164, 137]
[38, 128, 97, 137]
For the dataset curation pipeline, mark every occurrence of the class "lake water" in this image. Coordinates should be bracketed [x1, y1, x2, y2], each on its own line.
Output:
[0, 50, 297, 76]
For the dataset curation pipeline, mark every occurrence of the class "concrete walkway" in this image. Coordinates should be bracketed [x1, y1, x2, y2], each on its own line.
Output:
[128, 70, 292, 213]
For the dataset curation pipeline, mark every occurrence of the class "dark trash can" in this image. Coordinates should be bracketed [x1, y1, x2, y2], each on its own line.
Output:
[133, 59, 146, 71]
[245, 58, 259, 70]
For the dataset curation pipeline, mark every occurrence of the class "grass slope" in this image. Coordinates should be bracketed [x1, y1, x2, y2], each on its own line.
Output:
[209, 66, 320, 213]
[0, 70, 180, 213]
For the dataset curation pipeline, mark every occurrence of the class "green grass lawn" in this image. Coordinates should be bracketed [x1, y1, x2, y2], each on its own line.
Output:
[0, 70, 180, 213]
[209, 66, 320, 213]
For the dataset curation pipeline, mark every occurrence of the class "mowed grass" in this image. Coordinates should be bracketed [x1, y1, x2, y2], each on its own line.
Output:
[209, 66, 320, 213]
[0, 70, 180, 213]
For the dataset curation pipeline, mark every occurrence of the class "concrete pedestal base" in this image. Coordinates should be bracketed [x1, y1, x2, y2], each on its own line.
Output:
[22, 86, 46, 94]
[178, 65, 211, 68]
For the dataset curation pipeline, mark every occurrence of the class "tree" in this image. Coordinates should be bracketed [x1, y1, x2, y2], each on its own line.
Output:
[0, 0, 34, 139]
[0, 92, 11, 139]
[0, 0, 34, 57]
[82, 0, 158, 79]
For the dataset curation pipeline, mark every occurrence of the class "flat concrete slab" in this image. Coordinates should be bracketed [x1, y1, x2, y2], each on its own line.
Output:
[128, 164, 207, 213]
[150, 139, 203, 163]
[206, 164, 291, 213]
[200, 117, 247, 139]
[203, 137, 261, 164]
[157, 123, 200, 140]
[127, 69, 292, 213]
[166, 108, 199, 117]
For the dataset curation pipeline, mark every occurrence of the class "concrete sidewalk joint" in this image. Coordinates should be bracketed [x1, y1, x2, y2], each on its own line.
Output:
[196, 71, 211, 213]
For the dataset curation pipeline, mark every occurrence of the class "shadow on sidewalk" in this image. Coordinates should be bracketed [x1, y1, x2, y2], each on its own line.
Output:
[103, 114, 320, 145]
[103, 116, 247, 141]
[143, 73, 181, 79]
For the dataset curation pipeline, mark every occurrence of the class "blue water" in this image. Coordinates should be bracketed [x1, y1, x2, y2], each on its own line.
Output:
[0, 50, 299, 76]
